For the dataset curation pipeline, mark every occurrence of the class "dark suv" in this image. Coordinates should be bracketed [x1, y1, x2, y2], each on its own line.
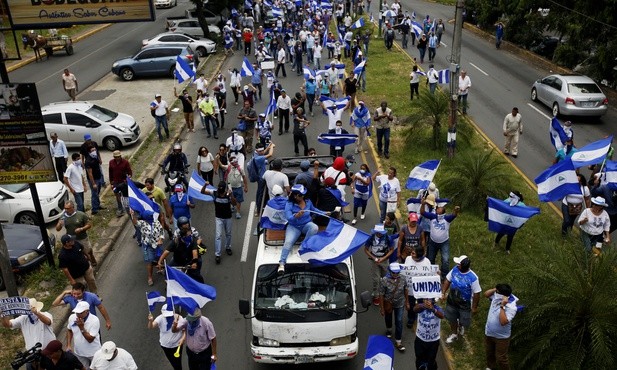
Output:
[111, 44, 194, 81]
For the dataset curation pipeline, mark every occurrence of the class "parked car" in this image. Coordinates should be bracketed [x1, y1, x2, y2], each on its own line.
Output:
[529, 36, 562, 59]
[531, 74, 609, 118]
[42, 101, 141, 151]
[0, 182, 68, 225]
[0, 223, 56, 291]
[111, 44, 194, 82]
[143, 32, 216, 57]
[165, 7, 229, 30]
[155, 0, 176, 8]
[167, 19, 222, 38]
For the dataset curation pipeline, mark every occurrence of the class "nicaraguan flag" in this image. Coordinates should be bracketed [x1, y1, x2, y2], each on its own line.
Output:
[549, 117, 570, 151]
[570, 135, 613, 168]
[147, 291, 166, 312]
[411, 21, 423, 37]
[351, 105, 371, 128]
[230, 8, 239, 17]
[487, 197, 540, 235]
[165, 264, 217, 313]
[351, 17, 365, 29]
[320, 0, 332, 10]
[407, 198, 422, 214]
[271, 6, 284, 17]
[604, 160, 617, 190]
[320, 96, 350, 112]
[534, 158, 581, 202]
[188, 170, 216, 202]
[264, 88, 277, 116]
[299, 219, 371, 265]
[382, 9, 396, 18]
[260, 196, 288, 230]
[127, 177, 160, 218]
[318, 133, 358, 147]
[303, 66, 316, 80]
[224, 34, 234, 49]
[437, 69, 450, 84]
[175, 56, 195, 83]
[354, 59, 366, 75]
[363, 335, 394, 370]
[244, 0, 253, 9]
[241, 56, 255, 77]
[406, 160, 440, 190]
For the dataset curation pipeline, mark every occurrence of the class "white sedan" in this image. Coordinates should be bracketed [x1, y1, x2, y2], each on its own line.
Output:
[0, 182, 68, 225]
[143, 32, 217, 58]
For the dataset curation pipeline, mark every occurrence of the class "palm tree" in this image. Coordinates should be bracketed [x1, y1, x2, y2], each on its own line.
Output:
[407, 90, 449, 150]
[510, 243, 617, 369]
[439, 149, 512, 210]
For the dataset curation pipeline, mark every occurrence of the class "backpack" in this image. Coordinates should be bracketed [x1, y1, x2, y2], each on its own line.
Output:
[246, 157, 260, 183]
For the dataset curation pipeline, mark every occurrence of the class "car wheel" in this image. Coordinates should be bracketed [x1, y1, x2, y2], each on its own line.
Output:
[196, 47, 207, 57]
[15, 211, 39, 225]
[103, 136, 122, 151]
[120, 68, 134, 81]
[530, 88, 538, 101]
[552, 103, 560, 117]
[170, 66, 176, 78]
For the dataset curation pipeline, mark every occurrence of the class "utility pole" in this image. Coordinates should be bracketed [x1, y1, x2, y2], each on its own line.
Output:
[448, 0, 464, 158]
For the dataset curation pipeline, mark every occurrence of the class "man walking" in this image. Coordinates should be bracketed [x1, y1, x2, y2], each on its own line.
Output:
[66, 301, 102, 368]
[174, 87, 194, 132]
[428, 32, 438, 61]
[276, 89, 291, 135]
[173, 308, 218, 370]
[292, 107, 310, 156]
[108, 150, 132, 217]
[62, 69, 78, 101]
[442, 255, 481, 344]
[350, 101, 371, 154]
[373, 101, 393, 159]
[275, 44, 287, 78]
[64, 153, 87, 212]
[56, 200, 97, 266]
[151, 94, 170, 142]
[502, 107, 522, 158]
[84, 145, 104, 214]
[91, 341, 137, 370]
[202, 181, 236, 263]
[484, 284, 517, 370]
[58, 234, 98, 294]
[365, 224, 395, 306]
[50, 132, 68, 182]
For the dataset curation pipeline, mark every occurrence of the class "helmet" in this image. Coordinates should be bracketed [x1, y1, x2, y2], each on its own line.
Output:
[177, 216, 190, 228]
[173, 143, 182, 151]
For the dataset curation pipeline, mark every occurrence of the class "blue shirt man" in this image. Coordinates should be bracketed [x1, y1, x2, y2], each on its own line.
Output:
[169, 185, 195, 222]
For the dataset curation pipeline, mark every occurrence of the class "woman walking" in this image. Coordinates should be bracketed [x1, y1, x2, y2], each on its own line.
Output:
[196, 146, 215, 184]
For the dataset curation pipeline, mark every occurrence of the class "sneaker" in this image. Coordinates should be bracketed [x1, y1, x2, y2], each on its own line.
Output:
[360, 214, 366, 220]
[277, 263, 285, 274]
[226, 248, 233, 256]
[116, 210, 124, 217]
[385, 329, 392, 338]
[351, 219, 357, 225]
[395, 342, 405, 352]
[372, 297, 380, 306]
[236, 212, 242, 219]
[215, 255, 221, 264]
[446, 334, 458, 344]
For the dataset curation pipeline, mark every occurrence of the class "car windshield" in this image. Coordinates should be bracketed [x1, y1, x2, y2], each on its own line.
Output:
[568, 82, 602, 94]
[0, 184, 29, 193]
[86, 105, 118, 122]
[254, 263, 353, 321]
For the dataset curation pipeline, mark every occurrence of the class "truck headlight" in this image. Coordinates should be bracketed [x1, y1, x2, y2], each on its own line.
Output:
[257, 337, 280, 347]
[330, 335, 352, 346]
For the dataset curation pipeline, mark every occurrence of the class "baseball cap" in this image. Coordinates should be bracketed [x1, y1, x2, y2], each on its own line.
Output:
[155, 94, 161, 98]
[453, 255, 471, 269]
[174, 184, 184, 192]
[428, 182, 437, 193]
[161, 304, 174, 317]
[372, 224, 386, 234]
[84, 134, 92, 140]
[300, 160, 310, 170]
[61, 234, 75, 244]
[408, 213, 418, 222]
[186, 308, 202, 322]
[291, 184, 307, 195]
[72, 301, 90, 314]
[100, 341, 117, 360]
[42, 340, 63, 356]
[345, 154, 355, 163]
[389, 263, 401, 273]
[272, 184, 284, 196]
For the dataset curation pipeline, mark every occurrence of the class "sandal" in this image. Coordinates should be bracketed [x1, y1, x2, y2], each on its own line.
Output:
[148, 278, 154, 286]
[395, 343, 405, 352]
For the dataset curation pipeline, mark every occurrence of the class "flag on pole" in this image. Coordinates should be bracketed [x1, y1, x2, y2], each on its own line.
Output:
[353, 59, 366, 75]
[264, 87, 277, 116]
[260, 196, 288, 230]
[411, 21, 423, 37]
[406, 160, 440, 190]
[534, 158, 581, 202]
[570, 135, 613, 168]
[241, 57, 255, 77]
[487, 197, 540, 235]
[320, 0, 332, 10]
[244, 0, 253, 9]
[351, 17, 365, 29]
[147, 291, 166, 312]
[165, 264, 217, 313]
[127, 177, 160, 218]
[175, 56, 196, 83]
[303, 66, 316, 80]
[549, 117, 570, 151]
[437, 69, 450, 84]
[363, 335, 394, 370]
[320, 96, 350, 111]
[271, 6, 284, 17]
[299, 219, 371, 265]
[188, 170, 216, 202]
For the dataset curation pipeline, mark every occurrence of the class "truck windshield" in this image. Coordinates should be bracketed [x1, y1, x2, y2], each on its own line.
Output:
[254, 263, 354, 322]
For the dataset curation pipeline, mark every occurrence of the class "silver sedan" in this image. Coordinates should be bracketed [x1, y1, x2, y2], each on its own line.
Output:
[142, 32, 217, 58]
[531, 74, 608, 118]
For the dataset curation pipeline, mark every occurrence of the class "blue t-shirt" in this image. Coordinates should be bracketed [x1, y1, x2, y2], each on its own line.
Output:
[253, 154, 268, 178]
[169, 194, 193, 219]
[251, 69, 263, 85]
[305, 81, 316, 95]
[446, 266, 481, 309]
[62, 291, 101, 315]
[285, 199, 322, 228]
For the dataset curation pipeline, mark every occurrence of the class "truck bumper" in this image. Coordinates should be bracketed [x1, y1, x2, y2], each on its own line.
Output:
[250, 338, 358, 364]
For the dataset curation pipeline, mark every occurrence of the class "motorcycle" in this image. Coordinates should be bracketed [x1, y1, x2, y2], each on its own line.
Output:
[159, 163, 190, 195]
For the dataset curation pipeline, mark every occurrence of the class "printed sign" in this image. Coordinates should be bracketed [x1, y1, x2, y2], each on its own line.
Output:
[6, 0, 155, 29]
[0, 296, 31, 317]
[399, 263, 439, 287]
[411, 275, 442, 299]
[0, 83, 56, 184]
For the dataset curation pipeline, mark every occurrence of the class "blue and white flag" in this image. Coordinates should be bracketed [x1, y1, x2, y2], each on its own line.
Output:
[244, 0, 253, 9]
[351, 17, 365, 29]
[230, 8, 239, 17]
[351, 104, 371, 128]
[320, 0, 332, 10]
[411, 21, 423, 37]
[127, 177, 160, 218]
[303, 66, 316, 80]
[411, 11, 416, 19]
[382, 9, 396, 18]
[165, 264, 217, 313]
[224, 34, 234, 49]
[437, 69, 450, 84]
[320, 96, 350, 112]
[370, 13, 375, 23]
[147, 291, 166, 312]
[241, 56, 255, 77]
[295, 0, 302, 6]
[534, 158, 581, 202]
[317, 133, 358, 147]
[264, 87, 277, 116]
[175, 56, 195, 83]
[271, 6, 284, 17]
[570, 135, 613, 168]
[406, 160, 440, 190]
[487, 197, 540, 235]
[260, 196, 288, 230]
[363, 335, 394, 370]
[354, 59, 366, 75]
[335, 62, 346, 78]
[603, 160, 617, 190]
[299, 219, 371, 265]
[549, 117, 570, 151]
[406, 198, 422, 214]
[188, 170, 216, 202]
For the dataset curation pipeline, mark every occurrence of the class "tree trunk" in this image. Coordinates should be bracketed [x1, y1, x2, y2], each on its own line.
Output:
[193, 0, 211, 39]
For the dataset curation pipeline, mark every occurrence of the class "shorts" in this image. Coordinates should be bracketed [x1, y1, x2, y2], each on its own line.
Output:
[444, 304, 472, 328]
[232, 186, 244, 203]
[142, 244, 161, 263]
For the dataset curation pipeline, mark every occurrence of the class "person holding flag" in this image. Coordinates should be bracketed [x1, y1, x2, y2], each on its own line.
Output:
[350, 163, 372, 225]
[147, 303, 184, 370]
[173, 308, 218, 370]
[130, 209, 165, 286]
[350, 100, 371, 154]
[379, 262, 410, 352]
[492, 191, 527, 254]
[157, 217, 204, 283]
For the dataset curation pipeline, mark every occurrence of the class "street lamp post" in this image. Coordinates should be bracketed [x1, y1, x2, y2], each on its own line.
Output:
[447, 0, 464, 158]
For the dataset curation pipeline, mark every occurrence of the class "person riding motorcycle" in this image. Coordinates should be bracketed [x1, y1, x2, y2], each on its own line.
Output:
[157, 216, 206, 283]
[161, 143, 189, 190]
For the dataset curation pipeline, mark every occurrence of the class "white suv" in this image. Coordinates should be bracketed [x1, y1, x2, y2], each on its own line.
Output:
[41, 101, 141, 151]
[0, 182, 68, 224]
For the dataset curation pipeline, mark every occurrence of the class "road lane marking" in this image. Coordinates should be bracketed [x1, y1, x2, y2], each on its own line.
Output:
[242, 201, 256, 262]
[469, 62, 488, 76]
[526, 103, 552, 120]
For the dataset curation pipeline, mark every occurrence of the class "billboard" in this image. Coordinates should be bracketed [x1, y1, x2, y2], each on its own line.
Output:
[5, 0, 155, 29]
[0, 83, 56, 184]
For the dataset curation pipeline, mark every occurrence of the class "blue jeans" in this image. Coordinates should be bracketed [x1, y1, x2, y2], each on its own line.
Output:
[458, 94, 469, 113]
[155, 115, 169, 141]
[74, 191, 85, 212]
[385, 306, 404, 341]
[280, 222, 318, 264]
[87, 177, 104, 212]
[418, 47, 426, 62]
[429, 82, 437, 94]
[428, 239, 450, 280]
[379, 200, 387, 223]
[204, 115, 217, 137]
[376, 127, 390, 155]
[215, 217, 232, 256]
[256, 178, 266, 212]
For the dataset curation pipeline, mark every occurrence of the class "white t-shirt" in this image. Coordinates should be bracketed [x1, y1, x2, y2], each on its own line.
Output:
[154, 314, 183, 348]
[277, 95, 291, 110]
[562, 185, 590, 205]
[277, 48, 286, 63]
[194, 77, 208, 93]
[314, 45, 322, 59]
[263, 170, 289, 198]
[67, 313, 101, 358]
[579, 208, 611, 236]
[153, 100, 169, 116]
[64, 163, 84, 192]
[458, 75, 472, 95]
[403, 256, 434, 297]
[10, 313, 55, 350]
[375, 174, 401, 202]
[415, 304, 442, 342]
[90, 347, 138, 370]
[196, 153, 215, 172]
[63, 73, 77, 89]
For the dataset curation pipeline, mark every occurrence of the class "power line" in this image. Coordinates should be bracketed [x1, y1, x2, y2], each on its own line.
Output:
[545, 0, 617, 31]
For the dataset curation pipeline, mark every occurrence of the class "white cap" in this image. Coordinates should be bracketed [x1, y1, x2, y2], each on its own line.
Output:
[272, 185, 284, 196]
[72, 301, 90, 314]
[100, 341, 117, 360]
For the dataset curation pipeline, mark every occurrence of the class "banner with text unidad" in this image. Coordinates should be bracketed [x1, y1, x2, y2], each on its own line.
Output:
[411, 276, 442, 299]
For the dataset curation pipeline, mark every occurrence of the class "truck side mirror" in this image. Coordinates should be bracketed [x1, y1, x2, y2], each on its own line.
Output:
[239, 299, 250, 316]
[359, 291, 371, 309]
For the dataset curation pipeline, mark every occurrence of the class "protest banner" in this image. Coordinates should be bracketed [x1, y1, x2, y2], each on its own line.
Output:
[399, 263, 439, 286]
[411, 275, 442, 299]
[0, 296, 31, 317]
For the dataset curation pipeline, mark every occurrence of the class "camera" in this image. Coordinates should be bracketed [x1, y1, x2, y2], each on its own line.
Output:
[11, 342, 42, 370]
